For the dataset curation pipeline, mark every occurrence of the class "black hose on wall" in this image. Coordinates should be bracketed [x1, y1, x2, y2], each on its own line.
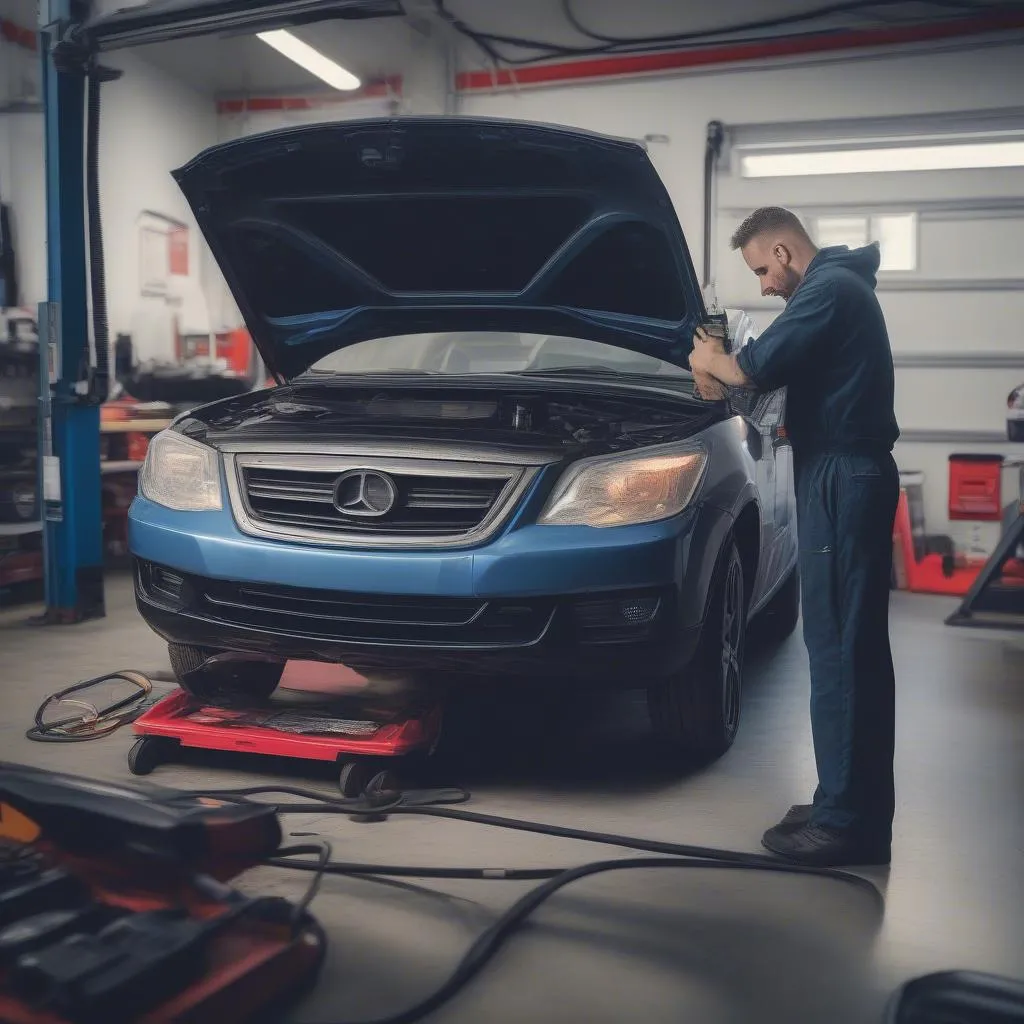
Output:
[85, 60, 121, 405]
[703, 120, 725, 291]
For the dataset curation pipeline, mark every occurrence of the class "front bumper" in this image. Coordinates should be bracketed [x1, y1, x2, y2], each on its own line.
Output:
[129, 494, 730, 684]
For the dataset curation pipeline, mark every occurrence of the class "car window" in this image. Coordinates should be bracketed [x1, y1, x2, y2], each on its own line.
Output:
[305, 332, 690, 378]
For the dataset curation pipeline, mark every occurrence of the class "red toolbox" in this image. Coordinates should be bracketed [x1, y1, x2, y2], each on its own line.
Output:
[948, 453, 1004, 522]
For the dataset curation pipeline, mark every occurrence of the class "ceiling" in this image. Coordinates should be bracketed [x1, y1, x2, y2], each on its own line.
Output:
[5, 0, 1021, 99]
[133, 16, 424, 95]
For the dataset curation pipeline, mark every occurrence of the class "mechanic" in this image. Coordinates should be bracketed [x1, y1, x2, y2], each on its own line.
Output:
[689, 206, 900, 868]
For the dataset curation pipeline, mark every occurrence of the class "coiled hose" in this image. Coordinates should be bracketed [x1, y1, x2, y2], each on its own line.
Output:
[27, 670, 154, 742]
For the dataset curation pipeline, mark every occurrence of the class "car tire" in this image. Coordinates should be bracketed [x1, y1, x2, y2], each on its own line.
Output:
[168, 643, 283, 702]
[647, 538, 747, 763]
[168, 642, 220, 683]
[754, 564, 801, 642]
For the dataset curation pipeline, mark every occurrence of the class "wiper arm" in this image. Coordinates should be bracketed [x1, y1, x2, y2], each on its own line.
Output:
[517, 366, 628, 377]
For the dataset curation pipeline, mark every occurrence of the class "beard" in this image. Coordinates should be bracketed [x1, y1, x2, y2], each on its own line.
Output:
[769, 267, 802, 302]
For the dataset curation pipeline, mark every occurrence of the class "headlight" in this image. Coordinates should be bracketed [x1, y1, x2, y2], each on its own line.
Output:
[139, 430, 223, 511]
[537, 445, 707, 528]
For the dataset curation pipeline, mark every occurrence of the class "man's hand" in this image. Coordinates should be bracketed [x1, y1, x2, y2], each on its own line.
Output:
[689, 326, 752, 389]
[689, 326, 726, 373]
[693, 370, 728, 401]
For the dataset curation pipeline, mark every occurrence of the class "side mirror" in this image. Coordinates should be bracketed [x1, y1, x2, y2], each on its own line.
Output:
[887, 970, 1024, 1023]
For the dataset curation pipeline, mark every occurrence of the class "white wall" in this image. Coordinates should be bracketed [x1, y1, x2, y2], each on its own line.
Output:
[1, 28, 220, 358]
[1, 21, 45, 311]
[94, 51, 219, 360]
[0, 113, 45, 311]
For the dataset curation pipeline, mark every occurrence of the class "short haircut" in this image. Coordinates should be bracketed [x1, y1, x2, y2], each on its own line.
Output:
[730, 206, 810, 250]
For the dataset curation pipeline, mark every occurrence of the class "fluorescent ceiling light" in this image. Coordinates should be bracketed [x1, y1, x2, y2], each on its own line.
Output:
[256, 29, 361, 91]
[741, 140, 1024, 177]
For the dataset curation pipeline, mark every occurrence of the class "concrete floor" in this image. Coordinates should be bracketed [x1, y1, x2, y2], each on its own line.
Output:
[2, 572, 1023, 1023]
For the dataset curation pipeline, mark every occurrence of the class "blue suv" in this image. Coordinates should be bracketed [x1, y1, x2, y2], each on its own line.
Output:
[129, 117, 798, 762]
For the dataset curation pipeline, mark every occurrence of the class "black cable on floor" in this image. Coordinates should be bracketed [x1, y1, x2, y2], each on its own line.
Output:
[276, 842, 333, 928]
[271, 853, 882, 1024]
[26, 670, 155, 742]
[231, 796, 881, 905]
[180, 782, 886, 1022]
[190, 784, 882, 899]
[191, 782, 471, 813]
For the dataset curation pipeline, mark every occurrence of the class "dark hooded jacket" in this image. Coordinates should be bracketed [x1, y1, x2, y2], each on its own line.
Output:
[735, 244, 900, 463]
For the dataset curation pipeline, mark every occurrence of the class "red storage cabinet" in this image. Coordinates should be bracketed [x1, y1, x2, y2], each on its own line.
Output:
[948, 454, 1004, 522]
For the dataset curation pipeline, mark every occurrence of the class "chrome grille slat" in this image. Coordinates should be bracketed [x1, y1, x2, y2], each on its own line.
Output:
[405, 488, 494, 510]
[247, 486, 336, 502]
[228, 454, 534, 548]
[255, 511, 482, 533]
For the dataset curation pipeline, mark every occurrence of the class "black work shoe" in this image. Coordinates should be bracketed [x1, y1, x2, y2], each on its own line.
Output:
[762, 822, 891, 867]
[775, 803, 813, 833]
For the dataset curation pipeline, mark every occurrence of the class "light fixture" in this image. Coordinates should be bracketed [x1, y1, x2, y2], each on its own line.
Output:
[740, 139, 1024, 177]
[256, 29, 361, 91]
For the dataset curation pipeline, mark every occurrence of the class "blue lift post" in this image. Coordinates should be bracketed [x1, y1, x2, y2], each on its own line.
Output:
[37, 0, 105, 623]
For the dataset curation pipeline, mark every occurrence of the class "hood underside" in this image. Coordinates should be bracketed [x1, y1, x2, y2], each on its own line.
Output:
[173, 117, 704, 380]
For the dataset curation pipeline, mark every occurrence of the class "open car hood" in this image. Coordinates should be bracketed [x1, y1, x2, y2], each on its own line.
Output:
[174, 117, 705, 380]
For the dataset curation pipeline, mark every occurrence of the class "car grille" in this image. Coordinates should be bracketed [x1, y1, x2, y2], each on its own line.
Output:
[193, 578, 554, 647]
[227, 455, 533, 547]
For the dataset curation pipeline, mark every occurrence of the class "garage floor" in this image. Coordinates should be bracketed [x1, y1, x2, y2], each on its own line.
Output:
[2, 572, 1022, 1023]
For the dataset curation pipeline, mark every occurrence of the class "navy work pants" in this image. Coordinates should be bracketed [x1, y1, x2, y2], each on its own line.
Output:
[795, 450, 900, 843]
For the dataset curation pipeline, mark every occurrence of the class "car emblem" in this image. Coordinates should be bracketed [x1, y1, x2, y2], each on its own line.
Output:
[333, 470, 398, 518]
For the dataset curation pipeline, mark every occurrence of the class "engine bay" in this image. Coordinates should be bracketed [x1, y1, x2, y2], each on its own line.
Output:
[182, 380, 723, 458]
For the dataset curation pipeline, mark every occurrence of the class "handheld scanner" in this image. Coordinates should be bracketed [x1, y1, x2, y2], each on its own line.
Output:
[0, 762, 281, 875]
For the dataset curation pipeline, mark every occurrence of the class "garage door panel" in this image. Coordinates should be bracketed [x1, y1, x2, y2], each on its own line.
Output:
[879, 292, 1024, 354]
[893, 367, 1016, 433]
[918, 216, 1024, 278]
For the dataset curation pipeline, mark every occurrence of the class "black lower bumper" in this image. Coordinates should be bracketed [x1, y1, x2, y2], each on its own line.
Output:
[134, 559, 701, 686]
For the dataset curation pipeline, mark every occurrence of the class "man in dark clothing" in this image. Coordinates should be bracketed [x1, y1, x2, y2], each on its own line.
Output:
[689, 206, 900, 867]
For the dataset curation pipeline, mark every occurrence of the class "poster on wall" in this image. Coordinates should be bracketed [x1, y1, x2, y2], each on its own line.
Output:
[137, 211, 189, 298]
[168, 225, 189, 276]
[139, 224, 169, 297]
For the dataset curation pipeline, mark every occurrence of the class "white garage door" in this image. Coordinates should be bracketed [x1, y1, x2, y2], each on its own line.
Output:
[712, 109, 1024, 551]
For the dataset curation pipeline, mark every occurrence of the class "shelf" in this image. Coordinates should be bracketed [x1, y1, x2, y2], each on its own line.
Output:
[0, 521, 42, 537]
[100, 419, 171, 434]
[101, 461, 144, 475]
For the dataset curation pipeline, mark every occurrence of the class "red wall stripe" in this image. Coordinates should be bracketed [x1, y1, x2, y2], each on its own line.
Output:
[0, 17, 37, 52]
[217, 76, 402, 114]
[455, 11, 1024, 91]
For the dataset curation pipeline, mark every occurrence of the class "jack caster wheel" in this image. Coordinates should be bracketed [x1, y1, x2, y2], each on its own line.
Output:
[338, 760, 400, 798]
[127, 736, 176, 776]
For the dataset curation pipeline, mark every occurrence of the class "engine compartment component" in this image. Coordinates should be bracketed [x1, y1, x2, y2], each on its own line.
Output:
[181, 380, 723, 461]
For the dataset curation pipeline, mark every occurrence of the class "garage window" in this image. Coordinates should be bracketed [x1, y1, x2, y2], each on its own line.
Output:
[813, 213, 917, 271]
[738, 136, 1024, 177]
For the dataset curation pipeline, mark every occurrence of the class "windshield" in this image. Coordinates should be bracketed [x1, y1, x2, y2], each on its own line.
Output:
[304, 332, 691, 379]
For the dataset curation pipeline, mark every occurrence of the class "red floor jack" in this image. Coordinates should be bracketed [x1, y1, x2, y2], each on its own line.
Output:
[129, 658, 445, 797]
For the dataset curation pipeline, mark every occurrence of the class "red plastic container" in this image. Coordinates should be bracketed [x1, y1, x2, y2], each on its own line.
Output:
[948, 454, 1004, 521]
[893, 490, 987, 596]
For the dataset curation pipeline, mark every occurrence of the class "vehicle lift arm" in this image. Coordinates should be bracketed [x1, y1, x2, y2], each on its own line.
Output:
[36, 0, 109, 623]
